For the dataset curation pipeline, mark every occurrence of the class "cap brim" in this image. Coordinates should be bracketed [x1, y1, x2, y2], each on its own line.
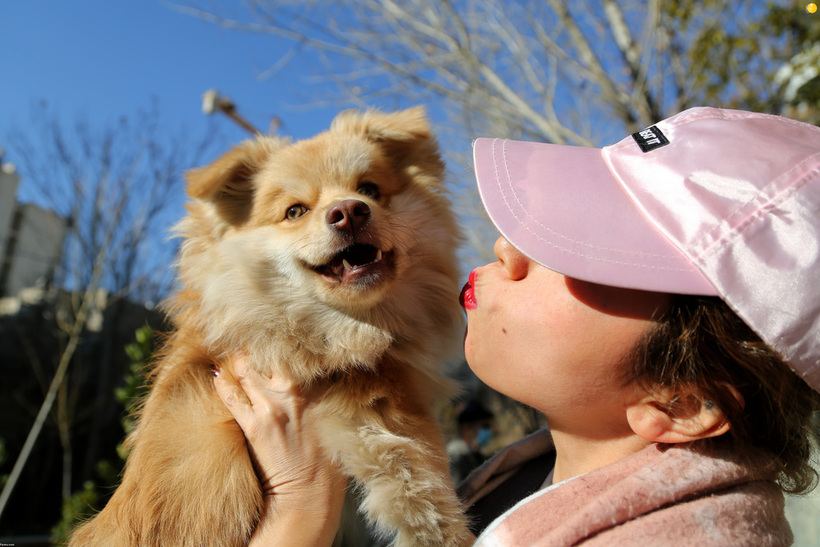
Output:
[472, 138, 717, 295]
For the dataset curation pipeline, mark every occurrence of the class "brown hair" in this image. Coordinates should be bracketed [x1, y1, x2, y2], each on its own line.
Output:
[626, 295, 820, 494]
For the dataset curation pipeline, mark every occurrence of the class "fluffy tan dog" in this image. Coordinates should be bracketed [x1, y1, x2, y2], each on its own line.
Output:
[69, 107, 471, 546]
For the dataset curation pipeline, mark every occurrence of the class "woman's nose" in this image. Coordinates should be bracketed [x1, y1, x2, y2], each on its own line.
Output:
[493, 237, 529, 280]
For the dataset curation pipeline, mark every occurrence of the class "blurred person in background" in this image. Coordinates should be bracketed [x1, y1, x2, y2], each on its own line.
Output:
[447, 400, 495, 485]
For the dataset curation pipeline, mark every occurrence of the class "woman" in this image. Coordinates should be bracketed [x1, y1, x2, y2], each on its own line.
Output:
[214, 107, 820, 545]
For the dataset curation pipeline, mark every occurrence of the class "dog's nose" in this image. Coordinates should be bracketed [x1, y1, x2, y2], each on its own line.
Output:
[326, 199, 371, 234]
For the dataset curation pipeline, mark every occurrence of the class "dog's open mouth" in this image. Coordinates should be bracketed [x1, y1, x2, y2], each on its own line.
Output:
[312, 243, 395, 285]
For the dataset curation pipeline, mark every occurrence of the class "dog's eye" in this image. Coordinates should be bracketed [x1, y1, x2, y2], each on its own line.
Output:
[285, 204, 308, 220]
[357, 182, 380, 200]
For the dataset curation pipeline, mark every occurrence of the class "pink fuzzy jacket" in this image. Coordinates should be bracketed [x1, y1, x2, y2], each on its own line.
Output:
[460, 430, 792, 546]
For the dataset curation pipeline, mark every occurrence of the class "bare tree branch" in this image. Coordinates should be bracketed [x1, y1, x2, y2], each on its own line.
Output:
[0, 217, 115, 518]
[1, 102, 222, 518]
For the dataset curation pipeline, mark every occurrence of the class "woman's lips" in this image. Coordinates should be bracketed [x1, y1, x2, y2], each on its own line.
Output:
[459, 269, 478, 310]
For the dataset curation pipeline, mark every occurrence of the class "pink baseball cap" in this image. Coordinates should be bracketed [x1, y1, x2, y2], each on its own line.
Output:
[473, 107, 820, 392]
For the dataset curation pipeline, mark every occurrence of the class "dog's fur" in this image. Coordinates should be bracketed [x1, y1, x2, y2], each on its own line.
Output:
[68, 107, 471, 546]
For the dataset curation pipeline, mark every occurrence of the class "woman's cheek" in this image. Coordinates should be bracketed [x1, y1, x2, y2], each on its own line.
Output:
[463, 316, 480, 367]
[464, 312, 494, 374]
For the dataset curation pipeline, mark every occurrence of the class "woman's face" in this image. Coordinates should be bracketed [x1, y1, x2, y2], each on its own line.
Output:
[461, 237, 670, 437]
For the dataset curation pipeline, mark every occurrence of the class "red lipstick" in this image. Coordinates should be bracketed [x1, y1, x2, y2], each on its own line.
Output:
[459, 269, 478, 310]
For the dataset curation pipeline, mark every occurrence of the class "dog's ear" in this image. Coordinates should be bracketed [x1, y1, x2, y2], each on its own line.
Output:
[331, 106, 445, 183]
[186, 137, 281, 226]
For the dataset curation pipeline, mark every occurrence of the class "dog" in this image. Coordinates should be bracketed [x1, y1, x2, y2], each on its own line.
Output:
[68, 107, 471, 546]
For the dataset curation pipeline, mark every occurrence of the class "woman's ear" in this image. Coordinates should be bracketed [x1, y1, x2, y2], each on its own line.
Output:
[626, 385, 741, 443]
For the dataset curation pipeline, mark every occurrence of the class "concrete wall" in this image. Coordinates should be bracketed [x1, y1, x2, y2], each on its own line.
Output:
[0, 160, 67, 297]
[0, 163, 19, 259]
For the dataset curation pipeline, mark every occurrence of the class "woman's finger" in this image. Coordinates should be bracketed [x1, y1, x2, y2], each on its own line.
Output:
[213, 366, 254, 427]
[232, 355, 307, 415]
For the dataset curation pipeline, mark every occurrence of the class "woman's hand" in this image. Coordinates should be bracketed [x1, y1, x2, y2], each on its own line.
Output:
[213, 356, 347, 546]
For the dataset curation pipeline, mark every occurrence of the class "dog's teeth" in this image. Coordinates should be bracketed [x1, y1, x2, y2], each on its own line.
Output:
[376, 250, 383, 261]
[342, 258, 353, 270]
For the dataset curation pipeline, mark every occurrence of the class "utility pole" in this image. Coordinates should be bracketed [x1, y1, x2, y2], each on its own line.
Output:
[201, 89, 262, 135]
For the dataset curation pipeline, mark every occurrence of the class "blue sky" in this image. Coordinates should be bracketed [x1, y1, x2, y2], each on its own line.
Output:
[0, 1, 489, 297]
[2, 1, 411, 297]
[1, 1, 346, 165]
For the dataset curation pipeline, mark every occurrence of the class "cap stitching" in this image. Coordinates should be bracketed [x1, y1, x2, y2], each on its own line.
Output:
[498, 139, 679, 261]
[493, 138, 690, 272]
[693, 155, 820, 262]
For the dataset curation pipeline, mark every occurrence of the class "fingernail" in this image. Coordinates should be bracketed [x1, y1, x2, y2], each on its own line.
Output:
[209, 364, 220, 377]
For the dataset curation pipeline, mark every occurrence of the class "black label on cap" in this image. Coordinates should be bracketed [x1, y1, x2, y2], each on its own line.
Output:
[632, 125, 669, 153]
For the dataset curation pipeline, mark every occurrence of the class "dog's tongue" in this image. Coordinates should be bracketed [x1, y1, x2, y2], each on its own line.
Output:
[330, 245, 380, 277]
